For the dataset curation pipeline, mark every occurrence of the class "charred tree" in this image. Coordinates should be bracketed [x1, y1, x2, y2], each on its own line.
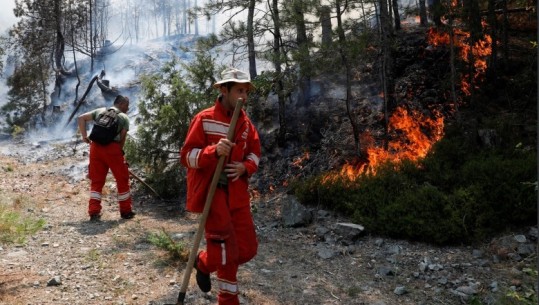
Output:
[292, 0, 312, 106]
[486, 0, 499, 80]
[65, 75, 99, 127]
[501, 0, 509, 66]
[247, 0, 257, 79]
[96, 70, 120, 100]
[463, 0, 483, 102]
[391, 0, 401, 31]
[319, 6, 333, 48]
[271, 0, 287, 147]
[429, 0, 443, 27]
[335, 0, 361, 156]
[447, 0, 458, 110]
[419, 0, 428, 26]
[379, 0, 396, 151]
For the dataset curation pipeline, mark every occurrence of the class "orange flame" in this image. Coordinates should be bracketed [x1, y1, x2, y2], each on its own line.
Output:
[321, 24, 491, 185]
[291, 151, 310, 169]
[428, 27, 492, 96]
[322, 106, 444, 184]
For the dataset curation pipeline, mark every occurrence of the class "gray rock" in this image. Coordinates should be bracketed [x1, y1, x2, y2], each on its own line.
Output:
[513, 234, 527, 243]
[334, 222, 365, 241]
[47, 276, 62, 286]
[281, 196, 313, 228]
[394, 286, 407, 295]
[316, 246, 337, 259]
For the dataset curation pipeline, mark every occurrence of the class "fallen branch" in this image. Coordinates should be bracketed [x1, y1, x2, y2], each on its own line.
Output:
[128, 169, 162, 200]
[64, 74, 99, 127]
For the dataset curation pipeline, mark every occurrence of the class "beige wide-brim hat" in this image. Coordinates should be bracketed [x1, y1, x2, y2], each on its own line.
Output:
[213, 67, 255, 91]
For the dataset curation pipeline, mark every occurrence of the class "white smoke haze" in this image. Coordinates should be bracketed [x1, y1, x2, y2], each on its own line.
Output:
[2, 0, 422, 143]
[24, 35, 202, 144]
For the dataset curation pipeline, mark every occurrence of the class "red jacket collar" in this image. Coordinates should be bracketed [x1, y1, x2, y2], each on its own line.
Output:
[214, 96, 237, 118]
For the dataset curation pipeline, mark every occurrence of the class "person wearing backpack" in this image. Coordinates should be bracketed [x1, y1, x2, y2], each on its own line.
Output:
[77, 95, 136, 221]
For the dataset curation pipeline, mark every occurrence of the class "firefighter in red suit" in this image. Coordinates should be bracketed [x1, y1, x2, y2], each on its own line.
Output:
[77, 95, 135, 221]
[180, 68, 261, 305]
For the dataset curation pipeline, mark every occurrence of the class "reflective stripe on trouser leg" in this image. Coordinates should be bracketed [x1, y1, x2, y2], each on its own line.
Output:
[217, 263, 239, 305]
[88, 191, 102, 216]
[217, 278, 238, 295]
[117, 191, 131, 214]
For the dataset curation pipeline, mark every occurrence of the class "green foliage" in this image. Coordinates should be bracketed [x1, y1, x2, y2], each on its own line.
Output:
[1, 57, 49, 132]
[0, 204, 46, 244]
[126, 44, 217, 199]
[467, 267, 538, 305]
[292, 131, 537, 245]
[147, 229, 186, 260]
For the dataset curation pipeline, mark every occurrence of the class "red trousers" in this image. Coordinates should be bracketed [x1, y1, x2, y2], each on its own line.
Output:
[196, 188, 258, 305]
[87, 142, 132, 216]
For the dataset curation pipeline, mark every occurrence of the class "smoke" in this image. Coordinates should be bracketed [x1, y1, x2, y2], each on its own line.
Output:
[22, 37, 194, 143]
[0, 1, 16, 35]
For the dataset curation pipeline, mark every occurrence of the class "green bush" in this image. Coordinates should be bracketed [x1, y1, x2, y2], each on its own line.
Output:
[126, 39, 218, 200]
[292, 134, 537, 246]
[147, 229, 187, 260]
[0, 205, 46, 244]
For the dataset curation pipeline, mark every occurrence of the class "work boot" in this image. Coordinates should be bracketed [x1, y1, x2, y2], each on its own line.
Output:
[194, 255, 211, 293]
[89, 214, 101, 222]
[120, 211, 136, 219]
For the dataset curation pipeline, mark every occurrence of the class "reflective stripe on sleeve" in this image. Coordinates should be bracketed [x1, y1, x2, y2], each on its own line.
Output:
[187, 148, 201, 168]
[246, 153, 260, 166]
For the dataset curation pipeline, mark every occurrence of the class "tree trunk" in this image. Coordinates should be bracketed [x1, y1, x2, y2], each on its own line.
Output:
[90, 0, 94, 72]
[379, 0, 395, 151]
[272, 0, 286, 147]
[448, 0, 458, 111]
[336, 0, 361, 156]
[464, 0, 482, 101]
[54, 0, 64, 73]
[39, 59, 48, 122]
[247, 0, 257, 79]
[392, 0, 401, 31]
[71, 28, 81, 107]
[419, 0, 428, 26]
[194, 0, 199, 35]
[293, 0, 311, 106]
[429, 0, 442, 26]
[501, 0, 509, 66]
[487, 0, 498, 81]
[319, 6, 332, 48]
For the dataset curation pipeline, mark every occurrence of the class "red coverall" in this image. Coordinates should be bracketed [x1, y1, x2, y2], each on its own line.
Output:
[88, 142, 132, 216]
[180, 99, 261, 305]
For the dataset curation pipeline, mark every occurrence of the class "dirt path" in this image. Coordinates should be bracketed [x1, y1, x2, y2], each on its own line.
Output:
[0, 141, 536, 305]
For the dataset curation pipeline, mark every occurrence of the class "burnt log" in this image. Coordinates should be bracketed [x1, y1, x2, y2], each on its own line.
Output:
[96, 69, 120, 100]
[64, 75, 99, 127]
[97, 78, 120, 99]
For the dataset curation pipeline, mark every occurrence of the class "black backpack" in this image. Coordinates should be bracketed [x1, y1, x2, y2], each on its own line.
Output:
[88, 108, 120, 145]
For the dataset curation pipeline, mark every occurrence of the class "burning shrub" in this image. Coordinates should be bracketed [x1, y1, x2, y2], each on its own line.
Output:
[292, 136, 537, 246]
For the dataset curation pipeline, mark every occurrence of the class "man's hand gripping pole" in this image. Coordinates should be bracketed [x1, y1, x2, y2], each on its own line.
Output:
[175, 99, 244, 305]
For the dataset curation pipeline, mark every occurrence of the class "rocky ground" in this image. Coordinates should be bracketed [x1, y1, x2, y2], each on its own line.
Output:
[0, 139, 537, 305]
